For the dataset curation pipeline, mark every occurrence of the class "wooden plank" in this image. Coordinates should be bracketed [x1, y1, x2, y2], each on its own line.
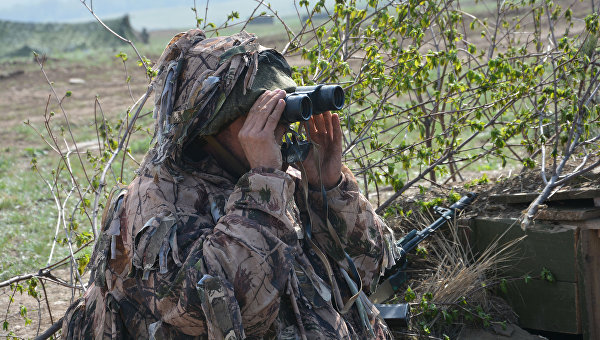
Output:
[471, 218, 577, 282]
[577, 228, 600, 340]
[536, 207, 600, 221]
[490, 188, 600, 204]
[500, 279, 580, 334]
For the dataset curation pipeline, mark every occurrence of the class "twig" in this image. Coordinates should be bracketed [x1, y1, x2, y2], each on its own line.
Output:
[0, 269, 84, 291]
[60, 138, 87, 291]
[521, 130, 581, 229]
[35, 56, 94, 231]
[192, 0, 200, 28]
[539, 108, 549, 185]
[555, 156, 600, 186]
[33, 317, 63, 340]
[118, 55, 135, 103]
[3, 285, 18, 334]
[94, 97, 106, 154]
[39, 279, 53, 325]
[0, 240, 93, 289]
[91, 85, 153, 236]
[204, 0, 210, 30]
[36, 295, 42, 336]
[376, 97, 519, 214]
[241, 0, 266, 32]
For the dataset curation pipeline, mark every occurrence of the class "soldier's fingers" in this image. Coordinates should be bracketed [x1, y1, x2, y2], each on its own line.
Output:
[332, 113, 342, 151]
[245, 90, 272, 131]
[252, 90, 286, 132]
[322, 111, 334, 142]
[260, 90, 285, 115]
[264, 99, 286, 132]
[308, 116, 318, 136]
[248, 90, 271, 115]
[313, 113, 327, 135]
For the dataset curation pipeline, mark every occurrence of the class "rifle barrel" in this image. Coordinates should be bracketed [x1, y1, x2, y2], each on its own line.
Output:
[395, 193, 477, 254]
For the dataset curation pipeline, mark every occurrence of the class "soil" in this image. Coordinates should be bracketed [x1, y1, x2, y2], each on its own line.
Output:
[0, 57, 151, 150]
[0, 267, 90, 339]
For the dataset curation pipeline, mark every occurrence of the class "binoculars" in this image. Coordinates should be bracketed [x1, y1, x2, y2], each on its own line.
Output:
[281, 84, 345, 123]
[279, 84, 344, 163]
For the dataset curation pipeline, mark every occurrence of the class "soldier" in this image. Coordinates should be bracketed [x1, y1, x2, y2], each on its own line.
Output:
[62, 29, 399, 339]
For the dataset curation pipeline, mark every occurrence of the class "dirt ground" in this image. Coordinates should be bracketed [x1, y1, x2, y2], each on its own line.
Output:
[0, 56, 151, 147]
[0, 267, 90, 339]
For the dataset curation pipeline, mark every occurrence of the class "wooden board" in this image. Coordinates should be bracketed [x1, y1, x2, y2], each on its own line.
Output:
[472, 216, 600, 337]
[535, 207, 600, 221]
[500, 278, 580, 334]
[577, 228, 600, 340]
[490, 188, 600, 204]
[471, 218, 577, 282]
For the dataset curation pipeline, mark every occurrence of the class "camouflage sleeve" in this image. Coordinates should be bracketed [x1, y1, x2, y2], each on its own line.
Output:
[297, 165, 399, 294]
[202, 168, 300, 338]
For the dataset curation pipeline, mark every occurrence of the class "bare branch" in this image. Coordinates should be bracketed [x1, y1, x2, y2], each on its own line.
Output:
[91, 86, 153, 236]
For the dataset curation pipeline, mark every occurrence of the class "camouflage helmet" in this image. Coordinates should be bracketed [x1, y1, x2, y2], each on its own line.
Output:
[139, 29, 296, 176]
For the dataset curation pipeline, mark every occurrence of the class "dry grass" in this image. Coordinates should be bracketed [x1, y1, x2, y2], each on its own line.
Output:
[388, 208, 523, 339]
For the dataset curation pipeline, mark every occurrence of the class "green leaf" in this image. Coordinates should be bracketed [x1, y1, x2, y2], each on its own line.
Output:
[500, 278, 508, 295]
[404, 286, 416, 302]
[541, 267, 555, 283]
[115, 52, 128, 62]
[77, 254, 91, 275]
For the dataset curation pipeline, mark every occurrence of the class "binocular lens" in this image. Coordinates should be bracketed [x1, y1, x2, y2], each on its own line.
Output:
[295, 85, 345, 113]
[299, 96, 312, 120]
[331, 86, 344, 110]
[282, 94, 312, 123]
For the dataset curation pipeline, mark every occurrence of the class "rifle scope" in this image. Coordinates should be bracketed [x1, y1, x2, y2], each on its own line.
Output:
[281, 84, 345, 124]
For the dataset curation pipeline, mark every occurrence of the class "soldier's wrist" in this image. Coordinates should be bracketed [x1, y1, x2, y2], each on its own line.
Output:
[307, 173, 343, 192]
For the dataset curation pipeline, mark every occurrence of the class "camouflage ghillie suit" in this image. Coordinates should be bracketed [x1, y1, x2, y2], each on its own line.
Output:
[62, 29, 399, 339]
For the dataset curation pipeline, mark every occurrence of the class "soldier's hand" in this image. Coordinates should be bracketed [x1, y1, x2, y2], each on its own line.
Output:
[238, 89, 287, 170]
[301, 111, 343, 189]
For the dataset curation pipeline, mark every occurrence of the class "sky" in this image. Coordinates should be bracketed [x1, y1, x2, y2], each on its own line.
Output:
[0, 0, 310, 30]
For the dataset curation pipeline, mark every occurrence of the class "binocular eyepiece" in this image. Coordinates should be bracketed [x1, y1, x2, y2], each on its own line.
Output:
[281, 84, 345, 124]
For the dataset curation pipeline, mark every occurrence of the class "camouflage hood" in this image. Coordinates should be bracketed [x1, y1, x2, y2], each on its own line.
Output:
[139, 29, 297, 176]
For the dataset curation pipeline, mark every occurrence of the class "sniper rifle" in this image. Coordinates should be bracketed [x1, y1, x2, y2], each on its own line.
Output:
[370, 192, 477, 304]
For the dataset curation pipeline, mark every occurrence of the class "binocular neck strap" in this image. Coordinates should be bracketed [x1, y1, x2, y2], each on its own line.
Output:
[296, 128, 364, 317]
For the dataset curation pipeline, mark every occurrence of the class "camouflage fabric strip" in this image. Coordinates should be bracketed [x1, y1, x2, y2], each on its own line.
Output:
[197, 274, 245, 339]
[218, 41, 259, 65]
